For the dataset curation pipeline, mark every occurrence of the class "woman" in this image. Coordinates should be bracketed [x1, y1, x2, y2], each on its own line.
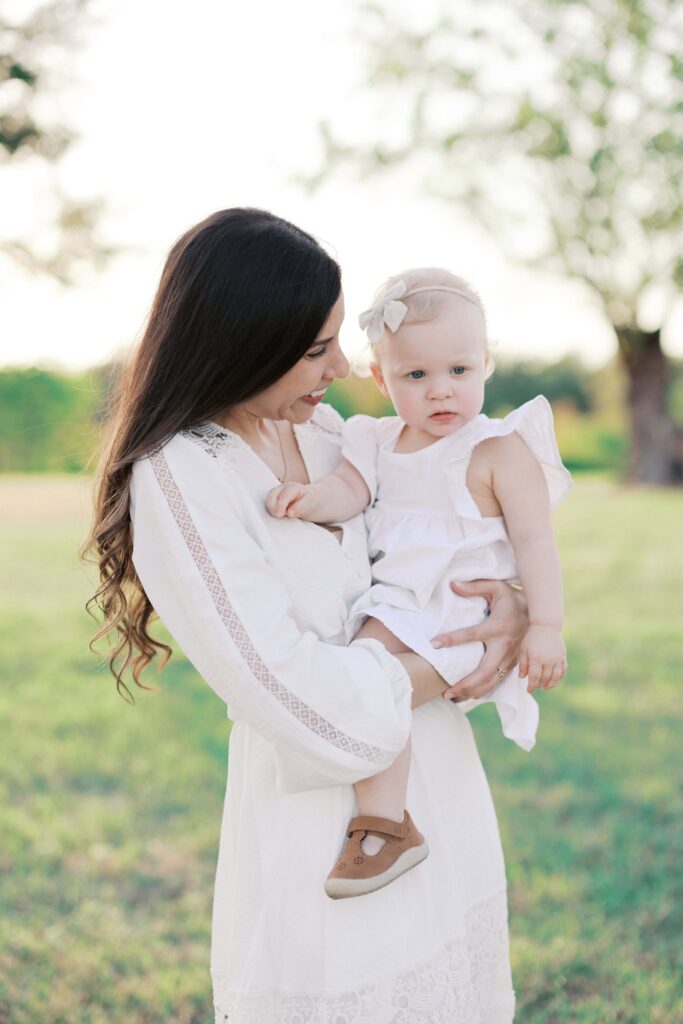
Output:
[86, 208, 532, 1023]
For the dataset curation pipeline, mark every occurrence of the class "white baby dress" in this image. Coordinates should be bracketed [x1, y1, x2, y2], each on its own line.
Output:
[343, 395, 572, 752]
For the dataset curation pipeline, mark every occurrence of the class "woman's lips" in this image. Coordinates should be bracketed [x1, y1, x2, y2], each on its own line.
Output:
[301, 388, 327, 406]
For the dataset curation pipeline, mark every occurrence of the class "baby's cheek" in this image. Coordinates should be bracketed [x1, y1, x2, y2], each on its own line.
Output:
[466, 380, 486, 417]
[391, 385, 418, 419]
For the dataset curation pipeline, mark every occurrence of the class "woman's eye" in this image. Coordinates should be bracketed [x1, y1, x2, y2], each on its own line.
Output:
[408, 370, 425, 380]
[451, 366, 466, 375]
[306, 347, 327, 359]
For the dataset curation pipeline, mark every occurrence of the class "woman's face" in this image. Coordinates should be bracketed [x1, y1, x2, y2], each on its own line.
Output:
[241, 291, 349, 423]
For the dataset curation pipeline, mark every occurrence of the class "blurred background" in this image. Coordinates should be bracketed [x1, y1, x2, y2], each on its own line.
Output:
[1, 1, 681, 1022]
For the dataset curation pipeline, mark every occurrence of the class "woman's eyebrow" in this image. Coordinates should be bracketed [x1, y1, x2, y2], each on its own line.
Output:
[309, 336, 334, 348]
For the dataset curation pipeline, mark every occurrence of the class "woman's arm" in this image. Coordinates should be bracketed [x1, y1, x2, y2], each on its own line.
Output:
[130, 437, 412, 794]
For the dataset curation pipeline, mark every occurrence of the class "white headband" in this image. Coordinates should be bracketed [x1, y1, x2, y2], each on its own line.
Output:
[358, 280, 481, 345]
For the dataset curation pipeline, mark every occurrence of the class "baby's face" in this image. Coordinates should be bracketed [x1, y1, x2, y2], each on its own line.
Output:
[371, 296, 488, 440]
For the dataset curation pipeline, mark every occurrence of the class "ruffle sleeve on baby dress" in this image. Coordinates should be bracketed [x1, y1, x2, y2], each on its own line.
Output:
[340, 414, 383, 503]
[446, 395, 572, 520]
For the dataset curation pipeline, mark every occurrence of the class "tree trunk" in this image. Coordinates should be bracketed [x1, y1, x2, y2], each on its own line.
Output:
[616, 327, 683, 485]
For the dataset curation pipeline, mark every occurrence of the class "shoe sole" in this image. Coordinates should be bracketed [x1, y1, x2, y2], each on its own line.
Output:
[324, 841, 430, 899]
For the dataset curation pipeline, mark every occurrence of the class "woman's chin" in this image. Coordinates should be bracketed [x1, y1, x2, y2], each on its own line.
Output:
[290, 397, 322, 420]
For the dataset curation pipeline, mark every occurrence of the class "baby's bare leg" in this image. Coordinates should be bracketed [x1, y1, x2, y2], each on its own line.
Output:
[354, 617, 413, 854]
[354, 616, 413, 654]
[355, 738, 412, 854]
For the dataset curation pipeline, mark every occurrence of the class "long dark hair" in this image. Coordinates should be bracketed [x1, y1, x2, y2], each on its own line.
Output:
[83, 208, 342, 700]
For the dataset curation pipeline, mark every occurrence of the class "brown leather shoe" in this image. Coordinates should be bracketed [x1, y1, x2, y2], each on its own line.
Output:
[324, 810, 429, 899]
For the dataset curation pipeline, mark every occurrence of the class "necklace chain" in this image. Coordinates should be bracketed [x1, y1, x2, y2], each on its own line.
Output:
[218, 417, 289, 481]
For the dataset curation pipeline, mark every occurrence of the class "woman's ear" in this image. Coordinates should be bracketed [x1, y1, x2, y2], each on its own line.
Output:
[370, 361, 389, 397]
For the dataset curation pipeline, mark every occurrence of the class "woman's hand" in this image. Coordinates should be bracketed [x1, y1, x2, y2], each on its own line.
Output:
[432, 580, 530, 701]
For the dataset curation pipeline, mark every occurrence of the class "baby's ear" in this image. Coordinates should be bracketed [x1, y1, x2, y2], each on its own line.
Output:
[369, 361, 389, 396]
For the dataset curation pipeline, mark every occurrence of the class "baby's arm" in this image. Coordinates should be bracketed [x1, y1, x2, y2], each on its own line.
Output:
[266, 458, 370, 523]
[471, 434, 567, 690]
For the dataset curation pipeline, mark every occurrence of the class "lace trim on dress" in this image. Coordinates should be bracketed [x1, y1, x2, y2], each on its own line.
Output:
[211, 890, 514, 1024]
[181, 422, 249, 459]
[148, 447, 387, 764]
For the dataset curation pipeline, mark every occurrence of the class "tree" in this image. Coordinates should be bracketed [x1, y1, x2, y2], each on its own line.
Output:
[315, 0, 683, 483]
[0, 0, 111, 283]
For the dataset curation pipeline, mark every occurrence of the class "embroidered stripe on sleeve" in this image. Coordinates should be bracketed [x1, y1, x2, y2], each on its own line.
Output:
[149, 449, 387, 764]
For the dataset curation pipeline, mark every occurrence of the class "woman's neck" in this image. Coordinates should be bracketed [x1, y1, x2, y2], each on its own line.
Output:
[217, 405, 277, 448]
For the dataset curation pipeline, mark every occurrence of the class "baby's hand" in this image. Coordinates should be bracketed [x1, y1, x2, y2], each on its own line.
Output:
[519, 625, 567, 693]
[266, 482, 317, 520]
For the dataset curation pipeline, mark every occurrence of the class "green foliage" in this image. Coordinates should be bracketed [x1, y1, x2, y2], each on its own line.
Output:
[483, 357, 593, 415]
[326, 372, 393, 419]
[0, 476, 681, 1022]
[668, 370, 683, 423]
[553, 406, 628, 474]
[0, 368, 102, 472]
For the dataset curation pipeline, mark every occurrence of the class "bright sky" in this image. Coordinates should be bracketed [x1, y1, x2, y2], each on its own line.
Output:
[1, 0, 680, 372]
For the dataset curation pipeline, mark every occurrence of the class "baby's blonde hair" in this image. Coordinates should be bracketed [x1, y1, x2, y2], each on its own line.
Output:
[366, 267, 494, 375]
[376, 267, 484, 326]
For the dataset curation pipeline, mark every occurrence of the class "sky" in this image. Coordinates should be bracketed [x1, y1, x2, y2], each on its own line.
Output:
[1, 0, 680, 372]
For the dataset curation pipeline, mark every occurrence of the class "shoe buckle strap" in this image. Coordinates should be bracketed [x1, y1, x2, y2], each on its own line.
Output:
[347, 814, 409, 840]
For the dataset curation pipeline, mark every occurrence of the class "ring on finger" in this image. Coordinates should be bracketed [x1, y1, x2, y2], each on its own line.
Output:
[495, 666, 507, 681]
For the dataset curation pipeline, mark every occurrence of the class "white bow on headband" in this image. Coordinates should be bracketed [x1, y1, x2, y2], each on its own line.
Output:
[358, 281, 409, 345]
[359, 280, 480, 345]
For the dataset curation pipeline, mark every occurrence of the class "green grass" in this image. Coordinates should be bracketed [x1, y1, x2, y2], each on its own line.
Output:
[0, 475, 681, 1023]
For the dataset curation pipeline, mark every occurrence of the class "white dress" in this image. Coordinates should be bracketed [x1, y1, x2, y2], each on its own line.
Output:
[342, 396, 572, 753]
[130, 402, 516, 1024]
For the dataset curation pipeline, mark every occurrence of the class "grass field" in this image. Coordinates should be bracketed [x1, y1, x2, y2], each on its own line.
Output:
[0, 475, 681, 1024]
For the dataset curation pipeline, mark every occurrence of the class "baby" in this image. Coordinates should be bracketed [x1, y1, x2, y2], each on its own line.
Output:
[267, 268, 572, 899]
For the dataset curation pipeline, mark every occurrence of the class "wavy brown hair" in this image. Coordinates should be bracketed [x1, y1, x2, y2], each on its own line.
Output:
[83, 208, 341, 701]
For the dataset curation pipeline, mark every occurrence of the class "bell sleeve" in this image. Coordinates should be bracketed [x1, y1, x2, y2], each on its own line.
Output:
[129, 434, 413, 794]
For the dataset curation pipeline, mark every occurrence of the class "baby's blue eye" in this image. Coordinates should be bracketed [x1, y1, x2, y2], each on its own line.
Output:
[451, 366, 466, 375]
[408, 370, 425, 380]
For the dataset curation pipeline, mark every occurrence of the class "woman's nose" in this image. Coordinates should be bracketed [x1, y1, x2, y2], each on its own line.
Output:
[325, 348, 350, 381]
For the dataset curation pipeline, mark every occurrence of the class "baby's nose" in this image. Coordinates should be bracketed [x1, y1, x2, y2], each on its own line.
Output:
[428, 380, 454, 400]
